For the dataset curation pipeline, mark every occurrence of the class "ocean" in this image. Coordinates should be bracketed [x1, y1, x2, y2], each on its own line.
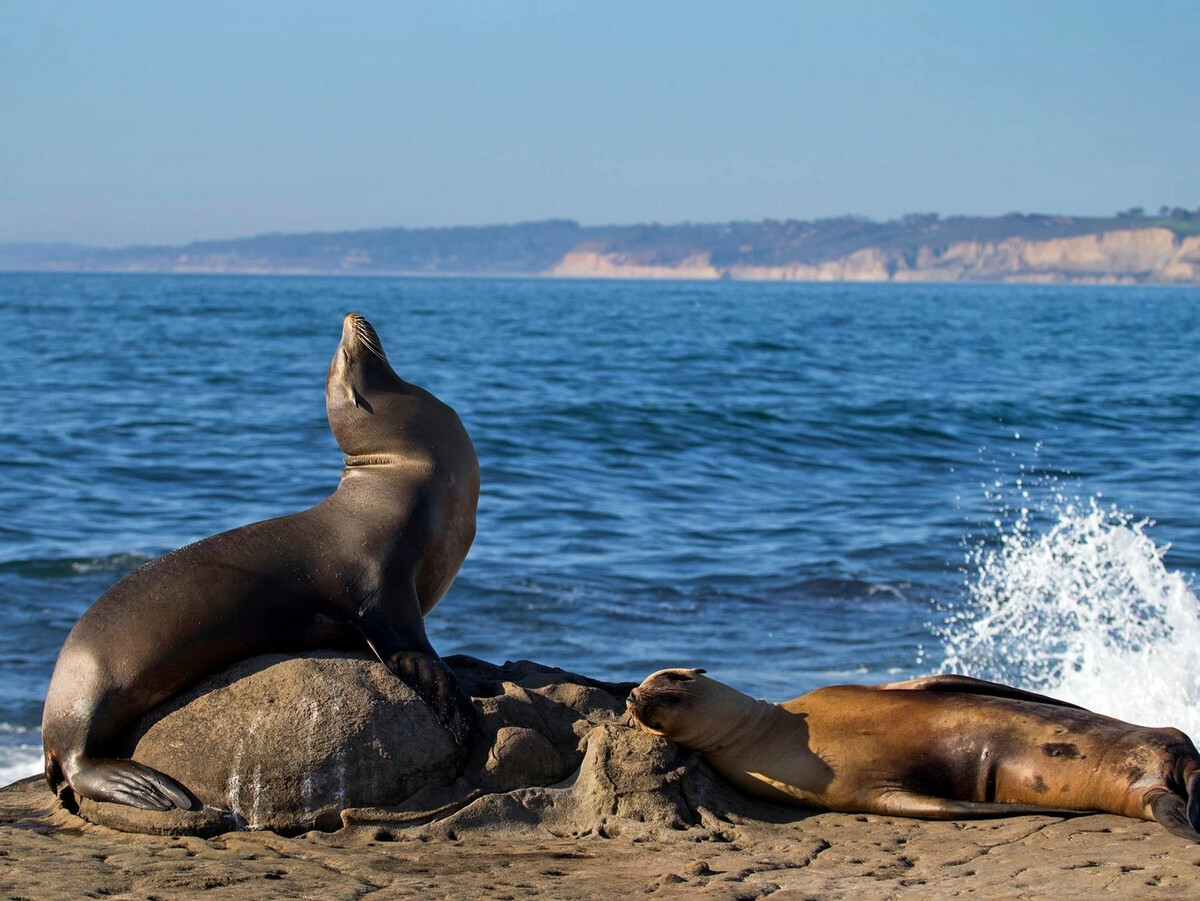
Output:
[3, 273, 1199, 786]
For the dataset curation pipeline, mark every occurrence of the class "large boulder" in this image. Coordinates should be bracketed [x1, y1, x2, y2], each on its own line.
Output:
[74, 652, 637, 835]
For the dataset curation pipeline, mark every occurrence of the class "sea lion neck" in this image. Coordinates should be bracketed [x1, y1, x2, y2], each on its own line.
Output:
[340, 452, 436, 477]
[691, 693, 779, 755]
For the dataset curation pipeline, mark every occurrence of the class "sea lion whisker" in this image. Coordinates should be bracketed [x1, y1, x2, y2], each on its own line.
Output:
[354, 319, 388, 362]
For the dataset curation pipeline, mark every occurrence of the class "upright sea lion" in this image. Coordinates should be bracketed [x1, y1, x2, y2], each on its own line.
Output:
[42, 313, 480, 811]
[628, 669, 1200, 841]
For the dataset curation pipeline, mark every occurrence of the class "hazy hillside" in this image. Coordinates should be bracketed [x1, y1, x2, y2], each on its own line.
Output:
[3, 209, 1199, 283]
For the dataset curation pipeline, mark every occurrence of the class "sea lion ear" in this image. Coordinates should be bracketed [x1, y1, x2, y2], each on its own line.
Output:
[691, 668, 707, 675]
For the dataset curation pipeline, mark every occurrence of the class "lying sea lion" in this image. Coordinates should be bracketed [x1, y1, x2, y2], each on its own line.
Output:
[627, 668, 1200, 841]
[42, 313, 480, 810]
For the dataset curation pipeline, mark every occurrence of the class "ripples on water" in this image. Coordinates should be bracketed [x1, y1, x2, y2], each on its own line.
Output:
[2, 274, 1199, 779]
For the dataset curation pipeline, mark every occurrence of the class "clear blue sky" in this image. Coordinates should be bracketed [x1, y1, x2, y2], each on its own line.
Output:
[3, 1, 1198, 246]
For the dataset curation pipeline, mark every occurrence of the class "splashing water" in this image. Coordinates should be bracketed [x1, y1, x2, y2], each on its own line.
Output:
[0, 724, 41, 785]
[940, 497, 1200, 738]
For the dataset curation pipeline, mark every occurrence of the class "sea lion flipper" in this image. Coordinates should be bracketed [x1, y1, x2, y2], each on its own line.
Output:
[1190, 771, 1200, 831]
[1150, 773, 1200, 842]
[357, 598, 478, 745]
[389, 649, 478, 746]
[878, 674, 1086, 710]
[875, 791, 1088, 821]
[1150, 792, 1200, 842]
[70, 758, 193, 811]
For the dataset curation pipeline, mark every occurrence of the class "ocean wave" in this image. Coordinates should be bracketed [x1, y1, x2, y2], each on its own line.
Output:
[0, 724, 42, 787]
[0, 749, 43, 787]
[782, 578, 909, 602]
[0, 552, 151, 578]
[938, 496, 1200, 738]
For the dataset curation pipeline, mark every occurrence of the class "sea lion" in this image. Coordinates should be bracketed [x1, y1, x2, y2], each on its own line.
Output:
[628, 669, 1200, 841]
[42, 312, 480, 811]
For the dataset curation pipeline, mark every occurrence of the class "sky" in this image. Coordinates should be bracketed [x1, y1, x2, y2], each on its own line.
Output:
[3, 1, 1199, 247]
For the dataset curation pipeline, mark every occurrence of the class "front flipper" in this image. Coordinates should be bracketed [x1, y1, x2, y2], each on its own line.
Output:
[1150, 794, 1200, 842]
[356, 589, 477, 746]
[873, 790, 1090, 821]
[878, 674, 1086, 710]
[1150, 773, 1200, 842]
[68, 757, 193, 811]
[387, 649, 477, 746]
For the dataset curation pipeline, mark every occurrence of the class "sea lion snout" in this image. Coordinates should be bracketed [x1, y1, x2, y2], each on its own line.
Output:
[626, 685, 652, 717]
[340, 312, 386, 359]
[326, 313, 412, 454]
[340, 311, 361, 342]
[627, 668, 709, 734]
[625, 687, 645, 718]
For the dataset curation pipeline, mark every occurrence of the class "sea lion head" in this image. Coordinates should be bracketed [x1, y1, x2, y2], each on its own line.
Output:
[326, 312, 414, 458]
[627, 668, 722, 744]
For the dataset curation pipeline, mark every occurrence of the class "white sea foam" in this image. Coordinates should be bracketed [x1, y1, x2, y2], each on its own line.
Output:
[939, 496, 1200, 738]
[0, 734, 42, 787]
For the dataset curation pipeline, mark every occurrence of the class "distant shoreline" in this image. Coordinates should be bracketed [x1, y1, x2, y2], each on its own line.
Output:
[4, 264, 1200, 288]
[4, 212, 1200, 284]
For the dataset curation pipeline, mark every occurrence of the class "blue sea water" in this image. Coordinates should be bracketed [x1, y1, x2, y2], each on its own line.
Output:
[2, 273, 1200, 784]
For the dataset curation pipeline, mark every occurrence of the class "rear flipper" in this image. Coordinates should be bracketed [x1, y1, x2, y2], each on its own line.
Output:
[872, 791, 1091, 821]
[67, 757, 194, 811]
[878, 674, 1086, 710]
[1150, 772, 1200, 842]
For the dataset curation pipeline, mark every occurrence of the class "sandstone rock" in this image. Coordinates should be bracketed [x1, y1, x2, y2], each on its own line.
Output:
[77, 652, 461, 834]
[8, 771, 1200, 900]
[14, 653, 1200, 896]
[549, 226, 1200, 284]
[548, 250, 721, 280]
[484, 726, 566, 793]
[73, 652, 635, 836]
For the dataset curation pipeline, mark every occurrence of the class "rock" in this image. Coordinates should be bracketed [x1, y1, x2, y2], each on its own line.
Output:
[484, 726, 566, 792]
[77, 652, 461, 834]
[6, 770, 1200, 899]
[11, 653, 1200, 896]
[416, 723, 700, 840]
[72, 652, 635, 836]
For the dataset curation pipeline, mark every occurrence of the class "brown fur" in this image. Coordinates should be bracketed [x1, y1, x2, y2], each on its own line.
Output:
[628, 669, 1200, 841]
[43, 313, 480, 810]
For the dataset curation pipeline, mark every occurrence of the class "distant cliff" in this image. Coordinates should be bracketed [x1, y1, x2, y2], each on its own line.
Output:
[550, 226, 1200, 284]
[4, 213, 1200, 284]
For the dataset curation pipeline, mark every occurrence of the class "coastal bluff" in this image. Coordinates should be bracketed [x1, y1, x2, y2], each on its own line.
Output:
[7, 214, 1200, 284]
[550, 227, 1200, 284]
[4, 653, 1200, 898]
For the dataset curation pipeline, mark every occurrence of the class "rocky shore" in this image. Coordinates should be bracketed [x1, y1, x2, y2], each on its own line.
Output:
[4, 654, 1199, 898]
